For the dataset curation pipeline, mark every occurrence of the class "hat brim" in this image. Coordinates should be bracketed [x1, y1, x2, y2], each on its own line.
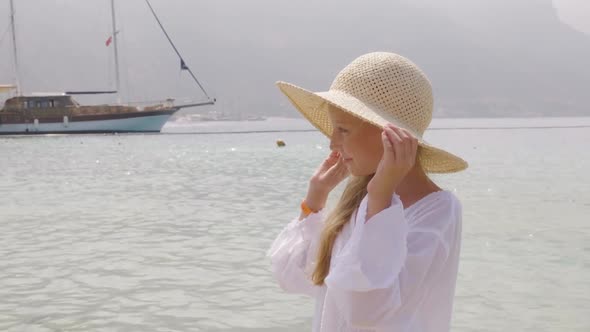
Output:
[276, 81, 468, 173]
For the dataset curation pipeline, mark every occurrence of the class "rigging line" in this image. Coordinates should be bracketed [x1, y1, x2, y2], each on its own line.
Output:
[0, 22, 10, 48]
[143, 0, 211, 100]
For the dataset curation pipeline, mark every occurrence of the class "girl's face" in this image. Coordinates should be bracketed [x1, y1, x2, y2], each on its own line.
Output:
[327, 105, 383, 177]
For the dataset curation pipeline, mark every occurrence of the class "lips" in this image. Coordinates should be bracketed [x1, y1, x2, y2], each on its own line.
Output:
[336, 151, 352, 163]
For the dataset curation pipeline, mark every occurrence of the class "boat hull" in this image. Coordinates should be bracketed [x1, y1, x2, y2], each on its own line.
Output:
[0, 110, 176, 135]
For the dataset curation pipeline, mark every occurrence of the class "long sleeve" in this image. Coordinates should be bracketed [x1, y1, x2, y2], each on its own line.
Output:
[267, 211, 325, 297]
[324, 193, 460, 330]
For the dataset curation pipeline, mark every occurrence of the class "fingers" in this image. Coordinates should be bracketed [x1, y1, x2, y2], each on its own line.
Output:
[382, 130, 395, 162]
[327, 150, 339, 161]
[381, 131, 393, 151]
[384, 124, 418, 166]
[399, 127, 418, 162]
[392, 126, 411, 163]
[315, 150, 348, 185]
[324, 155, 349, 180]
[318, 151, 340, 173]
[383, 125, 402, 161]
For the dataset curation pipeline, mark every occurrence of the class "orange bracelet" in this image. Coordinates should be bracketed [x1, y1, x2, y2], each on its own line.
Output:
[300, 200, 319, 216]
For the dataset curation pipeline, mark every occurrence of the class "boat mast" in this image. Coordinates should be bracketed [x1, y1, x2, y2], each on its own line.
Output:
[110, 0, 121, 103]
[9, 0, 21, 96]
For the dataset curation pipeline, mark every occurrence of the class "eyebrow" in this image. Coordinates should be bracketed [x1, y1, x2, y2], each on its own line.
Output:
[333, 117, 353, 125]
[334, 117, 361, 126]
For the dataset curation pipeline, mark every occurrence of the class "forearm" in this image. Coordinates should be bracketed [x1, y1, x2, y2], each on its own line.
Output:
[299, 186, 329, 221]
[366, 186, 395, 221]
[268, 212, 325, 296]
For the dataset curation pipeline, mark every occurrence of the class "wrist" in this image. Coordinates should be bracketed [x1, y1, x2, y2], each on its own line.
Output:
[303, 191, 327, 212]
[367, 185, 395, 198]
[307, 181, 331, 206]
[300, 199, 320, 216]
[366, 190, 394, 221]
[368, 173, 399, 196]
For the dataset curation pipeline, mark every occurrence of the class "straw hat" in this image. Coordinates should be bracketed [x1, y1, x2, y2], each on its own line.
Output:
[276, 52, 468, 173]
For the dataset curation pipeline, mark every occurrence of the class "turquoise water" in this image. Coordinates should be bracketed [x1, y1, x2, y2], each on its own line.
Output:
[1, 117, 589, 331]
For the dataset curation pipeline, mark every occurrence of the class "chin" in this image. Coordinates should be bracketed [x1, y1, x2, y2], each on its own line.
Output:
[349, 166, 375, 177]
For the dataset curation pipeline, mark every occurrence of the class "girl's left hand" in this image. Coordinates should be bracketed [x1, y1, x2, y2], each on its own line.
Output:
[367, 123, 418, 201]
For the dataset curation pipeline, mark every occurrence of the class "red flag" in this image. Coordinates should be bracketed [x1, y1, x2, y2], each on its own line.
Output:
[105, 36, 113, 47]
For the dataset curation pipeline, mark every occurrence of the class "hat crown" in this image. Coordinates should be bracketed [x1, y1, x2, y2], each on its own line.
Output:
[330, 52, 433, 135]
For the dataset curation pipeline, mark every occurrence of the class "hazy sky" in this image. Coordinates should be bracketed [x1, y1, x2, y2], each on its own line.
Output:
[553, 0, 590, 33]
[1, 0, 589, 117]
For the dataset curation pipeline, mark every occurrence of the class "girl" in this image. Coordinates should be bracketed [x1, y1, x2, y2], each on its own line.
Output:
[268, 52, 467, 332]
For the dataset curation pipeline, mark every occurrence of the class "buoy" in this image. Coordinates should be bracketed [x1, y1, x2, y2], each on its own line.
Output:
[276, 140, 286, 147]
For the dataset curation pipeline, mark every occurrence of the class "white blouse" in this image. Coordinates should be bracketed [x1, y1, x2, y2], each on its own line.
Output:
[268, 190, 462, 332]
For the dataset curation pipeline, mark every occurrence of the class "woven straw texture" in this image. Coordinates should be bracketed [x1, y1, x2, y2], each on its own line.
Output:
[276, 52, 468, 173]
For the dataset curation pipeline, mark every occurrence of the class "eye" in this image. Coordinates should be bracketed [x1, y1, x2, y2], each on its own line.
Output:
[337, 126, 349, 134]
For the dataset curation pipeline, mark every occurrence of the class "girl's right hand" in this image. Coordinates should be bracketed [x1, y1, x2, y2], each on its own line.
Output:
[305, 151, 349, 212]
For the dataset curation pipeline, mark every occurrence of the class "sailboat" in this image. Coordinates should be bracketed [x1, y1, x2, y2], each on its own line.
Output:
[0, 0, 215, 135]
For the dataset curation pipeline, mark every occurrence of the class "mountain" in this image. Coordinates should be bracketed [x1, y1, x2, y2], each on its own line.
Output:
[186, 0, 590, 117]
[2, 0, 589, 118]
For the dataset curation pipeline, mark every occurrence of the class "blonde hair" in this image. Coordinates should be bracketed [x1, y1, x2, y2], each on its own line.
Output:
[311, 175, 373, 285]
[311, 146, 425, 285]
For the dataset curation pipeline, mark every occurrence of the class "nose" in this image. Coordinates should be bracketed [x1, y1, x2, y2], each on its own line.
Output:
[329, 135, 341, 151]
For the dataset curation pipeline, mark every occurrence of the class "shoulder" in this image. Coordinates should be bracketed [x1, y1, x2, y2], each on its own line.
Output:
[404, 190, 462, 234]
